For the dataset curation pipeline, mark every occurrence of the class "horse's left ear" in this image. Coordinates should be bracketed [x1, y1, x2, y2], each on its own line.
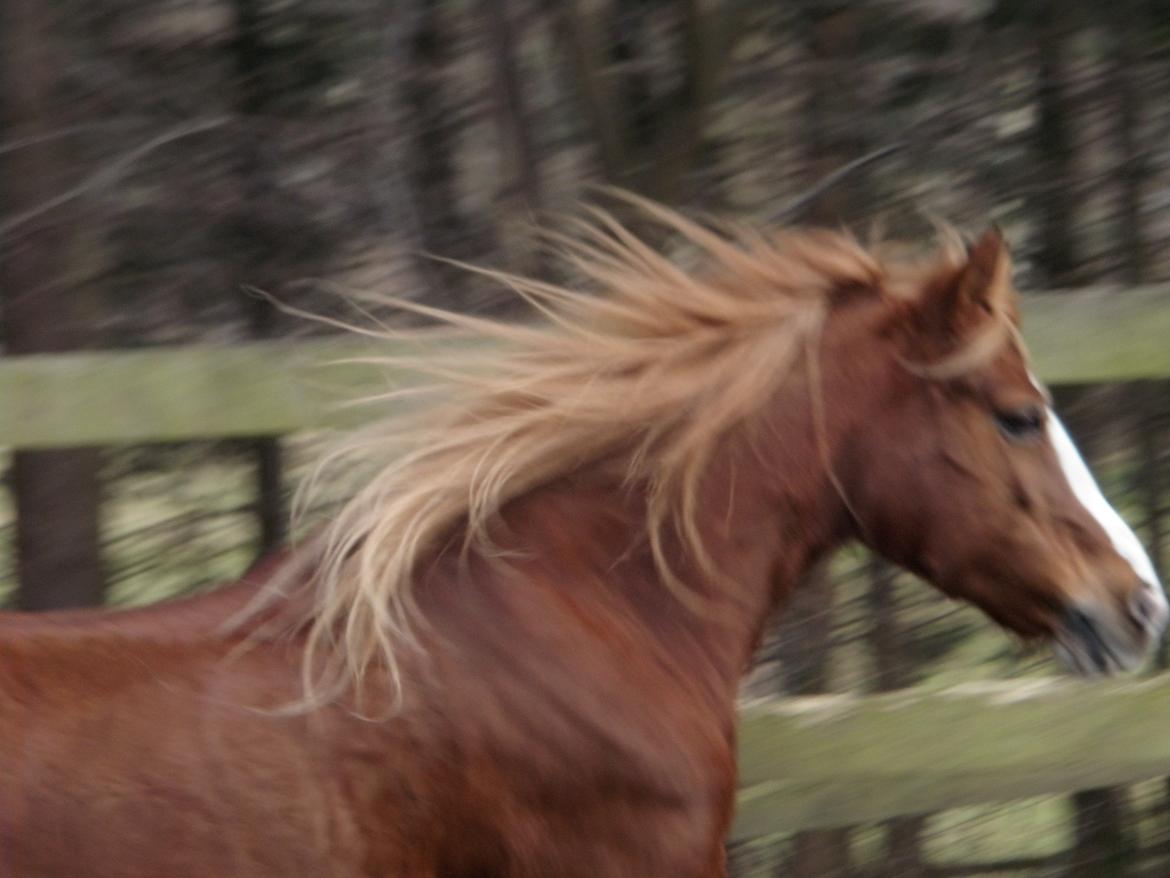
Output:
[958, 226, 1014, 316]
[912, 227, 1016, 338]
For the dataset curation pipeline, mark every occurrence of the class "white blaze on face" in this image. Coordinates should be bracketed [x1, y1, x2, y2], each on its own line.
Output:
[1046, 410, 1166, 605]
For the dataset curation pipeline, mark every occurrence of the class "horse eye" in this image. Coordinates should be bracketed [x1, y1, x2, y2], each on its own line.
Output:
[995, 406, 1046, 442]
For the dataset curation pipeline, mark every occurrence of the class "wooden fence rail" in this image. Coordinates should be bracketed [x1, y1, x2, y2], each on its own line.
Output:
[3, 286, 1170, 448]
[733, 675, 1170, 839]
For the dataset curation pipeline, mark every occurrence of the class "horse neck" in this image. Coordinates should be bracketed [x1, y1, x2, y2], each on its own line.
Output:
[609, 320, 880, 689]
[682, 423, 851, 684]
[498, 412, 851, 701]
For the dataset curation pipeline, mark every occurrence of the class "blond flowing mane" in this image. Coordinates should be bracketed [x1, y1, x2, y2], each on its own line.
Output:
[289, 196, 913, 705]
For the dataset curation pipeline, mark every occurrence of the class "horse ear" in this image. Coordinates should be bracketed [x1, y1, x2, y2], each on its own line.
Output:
[960, 226, 1014, 314]
[915, 227, 1016, 336]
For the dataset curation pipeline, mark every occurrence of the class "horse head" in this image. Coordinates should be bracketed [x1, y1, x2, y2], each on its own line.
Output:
[825, 229, 1166, 674]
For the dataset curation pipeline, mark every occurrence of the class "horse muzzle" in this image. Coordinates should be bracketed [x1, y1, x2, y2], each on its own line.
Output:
[1054, 586, 1168, 677]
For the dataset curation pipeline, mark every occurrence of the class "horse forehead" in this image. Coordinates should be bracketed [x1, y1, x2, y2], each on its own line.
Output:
[991, 332, 1032, 376]
[959, 338, 1040, 403]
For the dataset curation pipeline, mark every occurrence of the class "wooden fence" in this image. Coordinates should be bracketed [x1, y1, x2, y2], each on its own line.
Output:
[734, 676, 1170, 840]
[4, 286, 1170, 449]
[4, 286, 1170, 839]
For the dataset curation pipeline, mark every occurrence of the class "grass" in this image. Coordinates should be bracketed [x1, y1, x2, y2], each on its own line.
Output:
[101, 454, 260, 606]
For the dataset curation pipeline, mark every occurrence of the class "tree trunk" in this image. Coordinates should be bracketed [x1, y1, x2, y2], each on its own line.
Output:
[867, 559, 909, 693]
[868, 559, 927, 878]
[773, 566, 837, 697]
[1061, 413, 1136, 878]
[0, 0, 106, 609]
[550, 0, 740, 203]
[402, 0, 485, 308]
[774, 8, 866, 873]
[800, 3, 866, 228]
[230, 0, 286, 558]
[1031, 14, 1137, 866]
[1106, 2, 1148, 285]
[480, 0, 544, 278]
[772, 565, 852, 878]
[1069, 787, 1135, 878]
[1034, 0, 1078, 284]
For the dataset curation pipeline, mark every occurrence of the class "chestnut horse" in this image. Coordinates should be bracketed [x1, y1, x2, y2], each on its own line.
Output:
[2, 205, 1165, 877]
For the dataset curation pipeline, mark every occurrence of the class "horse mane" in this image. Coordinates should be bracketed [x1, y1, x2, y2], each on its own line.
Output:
[280, 195, 960, 706]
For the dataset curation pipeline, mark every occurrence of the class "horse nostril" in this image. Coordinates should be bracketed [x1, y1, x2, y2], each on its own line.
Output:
[1128, 587, 1168, 633]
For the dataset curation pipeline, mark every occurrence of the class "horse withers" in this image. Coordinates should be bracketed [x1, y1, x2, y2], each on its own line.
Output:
[1, 205, 1164, 877]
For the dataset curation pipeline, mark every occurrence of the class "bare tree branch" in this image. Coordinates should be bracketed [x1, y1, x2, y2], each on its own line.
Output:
[0, 116, 228, 241]
[772, 142, 907, 224]
[0, 121, 137, 158]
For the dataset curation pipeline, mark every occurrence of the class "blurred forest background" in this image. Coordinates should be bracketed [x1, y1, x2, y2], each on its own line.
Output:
[4, 0, 1170, 875]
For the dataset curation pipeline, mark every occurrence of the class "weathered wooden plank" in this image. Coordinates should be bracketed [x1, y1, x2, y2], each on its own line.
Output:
[1021, 285, 1170, 384]
[0, 339, 391, 447]
[732, 675, 1170, 838]
[0, 287, 1168, 448]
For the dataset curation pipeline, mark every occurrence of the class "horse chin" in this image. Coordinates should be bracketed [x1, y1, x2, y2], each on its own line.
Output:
[1052, 606, 1152, 678]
